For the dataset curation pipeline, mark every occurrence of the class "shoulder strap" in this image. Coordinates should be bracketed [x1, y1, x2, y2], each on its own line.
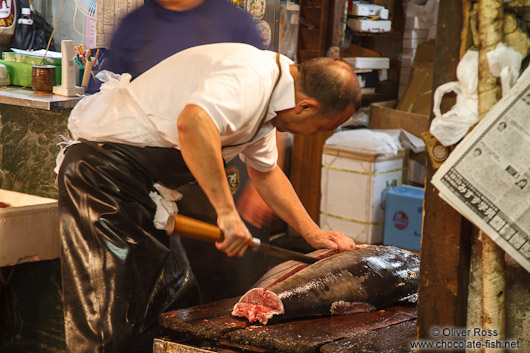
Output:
[224, 52, 282, 148]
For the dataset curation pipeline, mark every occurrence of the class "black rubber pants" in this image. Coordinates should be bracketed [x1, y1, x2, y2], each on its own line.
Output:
[57, 142, 201, 353]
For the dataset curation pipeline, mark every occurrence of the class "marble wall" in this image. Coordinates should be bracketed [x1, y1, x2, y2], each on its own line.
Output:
[0, 103, 70, 353]
[0, 104, 71, 198]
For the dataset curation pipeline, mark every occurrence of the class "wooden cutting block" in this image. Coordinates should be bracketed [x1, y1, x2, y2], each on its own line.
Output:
[159, 299, 416, 353]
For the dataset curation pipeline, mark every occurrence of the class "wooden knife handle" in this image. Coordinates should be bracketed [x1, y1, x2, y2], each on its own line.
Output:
[165, 214, 258, 249]
[166, 214, 224, 243]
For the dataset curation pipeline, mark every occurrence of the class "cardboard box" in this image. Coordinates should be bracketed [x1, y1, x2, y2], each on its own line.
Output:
[397, 64, 434, 115]
[396, 41, 435, 116]
[0, 189, 60, 267]
[320, 145, 405, 244]
[383, 185, 424, 251]
[369, 100, 430, 138]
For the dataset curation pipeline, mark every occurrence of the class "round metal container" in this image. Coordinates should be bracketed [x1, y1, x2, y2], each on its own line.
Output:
[32, 65, 56, 93]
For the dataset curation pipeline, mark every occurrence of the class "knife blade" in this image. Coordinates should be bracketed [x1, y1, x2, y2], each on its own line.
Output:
[250, 238, 318, 264]
[165, 214, 318, 264]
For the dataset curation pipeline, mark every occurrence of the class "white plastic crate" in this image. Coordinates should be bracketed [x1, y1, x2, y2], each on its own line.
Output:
[0, 189, 60, 267]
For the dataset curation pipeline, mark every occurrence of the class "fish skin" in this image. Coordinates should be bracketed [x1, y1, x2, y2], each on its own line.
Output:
[232, 246, 419, 325]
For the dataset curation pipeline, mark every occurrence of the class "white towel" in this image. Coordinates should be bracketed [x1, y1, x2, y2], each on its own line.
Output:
[149, 183, 183, 230]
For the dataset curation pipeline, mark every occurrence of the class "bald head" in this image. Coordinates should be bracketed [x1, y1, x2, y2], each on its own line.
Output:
[295, 57, 361, 118]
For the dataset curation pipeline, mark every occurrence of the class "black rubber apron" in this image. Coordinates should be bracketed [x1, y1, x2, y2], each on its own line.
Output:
[58, 143, 200, 353]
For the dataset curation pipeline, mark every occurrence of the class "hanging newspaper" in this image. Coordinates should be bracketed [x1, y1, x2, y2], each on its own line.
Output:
[432, 66, 530, 273]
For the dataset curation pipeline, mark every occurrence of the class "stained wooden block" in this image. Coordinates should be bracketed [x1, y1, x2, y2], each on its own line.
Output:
[159, 298, 416, 353]
[159, 298, 249, 339]
[228, 309, 415, 353]
[320, 319, 416, 353]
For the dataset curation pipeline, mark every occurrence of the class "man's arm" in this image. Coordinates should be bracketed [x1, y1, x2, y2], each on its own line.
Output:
[177, 104, 252, 257]
[247, 164, 357, 251]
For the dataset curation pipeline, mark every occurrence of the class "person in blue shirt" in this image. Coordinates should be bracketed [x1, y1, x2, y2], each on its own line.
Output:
[104, 0, 264, 79]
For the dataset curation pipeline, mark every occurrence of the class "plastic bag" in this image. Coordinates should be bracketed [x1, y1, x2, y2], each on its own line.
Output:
[430, 49, 478, 147]
[325, 128, 401, 155]
[487, 42, 523, 97]
[68, 70, 169, 148]
[96, 70, 132, 91]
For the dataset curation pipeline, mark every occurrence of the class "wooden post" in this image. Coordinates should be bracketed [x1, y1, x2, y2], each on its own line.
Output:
[289, 132, 334, 224]
[416, 0, 473, 346]
[477, 1, 506, 351]
[290, 0, 334, 225]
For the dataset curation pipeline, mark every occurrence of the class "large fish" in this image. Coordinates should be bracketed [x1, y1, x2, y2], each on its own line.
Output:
[232, 245, 419, 325]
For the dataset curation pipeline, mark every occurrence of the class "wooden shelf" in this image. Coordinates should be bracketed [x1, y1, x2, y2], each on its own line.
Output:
[346, 0, 405, 105]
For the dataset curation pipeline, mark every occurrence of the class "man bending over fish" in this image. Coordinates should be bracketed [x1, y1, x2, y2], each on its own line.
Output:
[56, 43, 361, 353]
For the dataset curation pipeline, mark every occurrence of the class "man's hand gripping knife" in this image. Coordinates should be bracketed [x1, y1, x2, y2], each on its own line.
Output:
[177, 104, 252, 257]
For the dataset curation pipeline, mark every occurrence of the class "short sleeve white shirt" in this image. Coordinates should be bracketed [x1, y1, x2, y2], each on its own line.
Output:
[67, 43, 295, 172]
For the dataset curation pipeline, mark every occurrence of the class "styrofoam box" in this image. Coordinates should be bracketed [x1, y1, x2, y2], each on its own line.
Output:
[402, 47, 416, 57]
[400, 67, 412, 84]
[0, 189, 60, 267]
[405, 3, 424, 17]
[405, 15, 431, 29]
[320, 145, 405, 244]
[343, 57, 390, 70]
[403, 37, 428, 49]
[347, 18, 391, 33]
[403, 28, 429, 39]
[401, 54, 414, 69]
[383, 185, 424, 252]
[350, 2, 389, 20]
[408, 159, 426, 186]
